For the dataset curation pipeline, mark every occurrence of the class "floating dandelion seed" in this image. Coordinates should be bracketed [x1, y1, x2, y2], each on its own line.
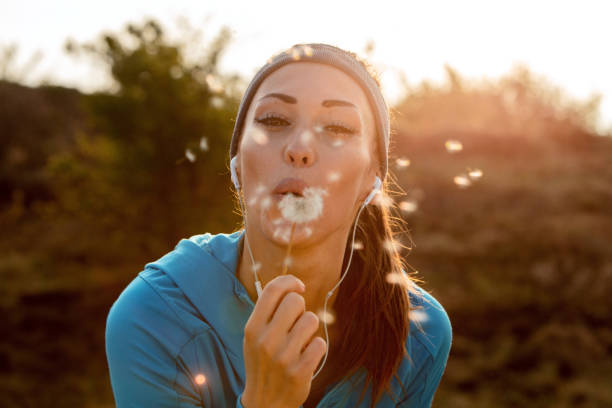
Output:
[454, 174, 472, 188]
[409, 309, 429, 323]
[327, 171, 341, 183]
[255, 184, 267, 195]
[205, 74, 224, 93]
[210, 96, 225, 109]
[302, 45, 314, 57]
[300, 130, 313, 144]
[352, 240, 364, 250]
[185, 148, 196, 162]
[251, 262, 262, 273]
[260, 196, 272, 210]
[331, 138, 345, 147]
[291, 48, 301, 60]
[304, 226, 313, 237]
[445, 140, 463, 153]
[250, 128, 269, 145]
[395, 157, 410, 168]
[278, 187, 328, 224]
[195, 374, 206, 385]
[399, 200, 418, 213]
[373, 193, 393, 208]
[314, 125, 324, 133]
[468, 168, 483, 180]
[318, 310, 335, 325]
[383, 239, 401, 253]
[386, 271, 412, 288]
[200, 137, 209, 152]
[273, 227, 291, 243]
[247, 197, 258, 206]
[272, 217, 283, 225]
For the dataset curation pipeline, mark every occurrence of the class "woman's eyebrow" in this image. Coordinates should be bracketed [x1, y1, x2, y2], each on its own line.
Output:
[259, 93, 357, 109]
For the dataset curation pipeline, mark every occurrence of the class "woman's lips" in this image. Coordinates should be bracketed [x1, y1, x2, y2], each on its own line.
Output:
[272, 177, 309, 196]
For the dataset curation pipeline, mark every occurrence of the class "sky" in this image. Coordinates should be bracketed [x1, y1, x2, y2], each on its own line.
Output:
[2, 0, 611, 134]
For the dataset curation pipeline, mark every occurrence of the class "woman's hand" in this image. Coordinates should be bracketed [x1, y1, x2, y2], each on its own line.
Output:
[241, 275, 326, 408]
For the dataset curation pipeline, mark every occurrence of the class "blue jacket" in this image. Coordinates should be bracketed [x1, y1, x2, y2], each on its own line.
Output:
[106, 230, 452, 407]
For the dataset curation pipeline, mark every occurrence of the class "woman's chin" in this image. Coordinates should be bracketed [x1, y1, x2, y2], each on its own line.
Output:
[262, 214, 315, 246]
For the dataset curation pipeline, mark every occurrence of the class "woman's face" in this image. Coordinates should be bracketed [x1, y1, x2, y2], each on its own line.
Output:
[236, 61, 379, 246]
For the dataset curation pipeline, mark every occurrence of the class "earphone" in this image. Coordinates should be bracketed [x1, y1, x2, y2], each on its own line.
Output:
[230, 155, 381, 378]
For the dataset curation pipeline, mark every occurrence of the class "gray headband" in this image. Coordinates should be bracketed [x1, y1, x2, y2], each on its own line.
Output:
[228, 43, 390, 180]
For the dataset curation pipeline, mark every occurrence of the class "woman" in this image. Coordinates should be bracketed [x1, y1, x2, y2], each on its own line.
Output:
[106, 43, 452, 408]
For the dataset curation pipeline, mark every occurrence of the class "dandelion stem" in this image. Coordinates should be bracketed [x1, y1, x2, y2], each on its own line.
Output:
[281, 222, 297, 275]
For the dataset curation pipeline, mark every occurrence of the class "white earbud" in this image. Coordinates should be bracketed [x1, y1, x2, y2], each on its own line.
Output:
[230, 156, 240, 190]
[363, 176, 382, 206]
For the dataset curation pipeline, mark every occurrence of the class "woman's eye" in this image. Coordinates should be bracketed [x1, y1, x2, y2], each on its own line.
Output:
[255, 115, 290, 127]
[325, 123, 356, 135]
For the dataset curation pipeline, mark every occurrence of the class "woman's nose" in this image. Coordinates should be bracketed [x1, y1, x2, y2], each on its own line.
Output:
[284, 129, 316, 167]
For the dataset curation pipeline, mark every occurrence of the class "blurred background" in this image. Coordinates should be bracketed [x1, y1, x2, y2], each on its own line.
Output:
[1, 1, 611, 407]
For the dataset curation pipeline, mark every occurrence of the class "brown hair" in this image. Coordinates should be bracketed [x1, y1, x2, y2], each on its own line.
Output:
[231, 49, 425, 407]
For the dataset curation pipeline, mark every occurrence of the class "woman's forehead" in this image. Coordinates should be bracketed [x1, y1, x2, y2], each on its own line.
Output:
[254, 62, 370, 108]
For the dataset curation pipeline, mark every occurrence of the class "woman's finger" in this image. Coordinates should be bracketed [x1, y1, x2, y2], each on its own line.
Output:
[245, 274, 305, 334]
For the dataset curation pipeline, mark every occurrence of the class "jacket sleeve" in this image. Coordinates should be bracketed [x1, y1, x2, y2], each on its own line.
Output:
[396, 294, 453, 407]
[105, 276, 204, 407]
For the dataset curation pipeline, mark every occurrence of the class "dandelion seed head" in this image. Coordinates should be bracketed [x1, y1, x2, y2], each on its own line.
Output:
[195, 374, 206, 385]
[185, 148, 196, 162]
[399, 200, 418, 213]
[199, 137, 209, 152]
[454, 174, 472, 188]
[445, 140, 463, 153]
[318, 310, 336, 325]
[278, 187, 328, 223]
[395, 157, 410, 168]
